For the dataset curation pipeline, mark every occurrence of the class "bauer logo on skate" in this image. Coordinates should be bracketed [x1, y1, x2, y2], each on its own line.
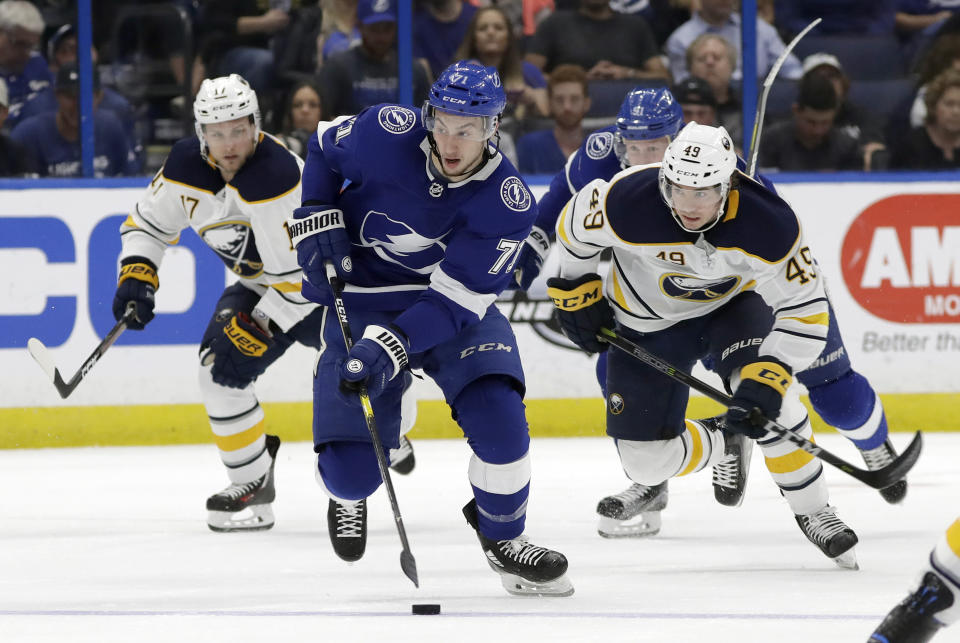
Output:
[842, 194, 960, 323]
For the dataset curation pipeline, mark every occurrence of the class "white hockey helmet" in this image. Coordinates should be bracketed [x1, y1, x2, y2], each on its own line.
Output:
[193, 74, 261, 159]
[658, 122, 737, 232]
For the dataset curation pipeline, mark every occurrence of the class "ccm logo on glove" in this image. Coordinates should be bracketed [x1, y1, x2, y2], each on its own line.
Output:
[547, 278, 603, 310]
[740, 361, 792, 395]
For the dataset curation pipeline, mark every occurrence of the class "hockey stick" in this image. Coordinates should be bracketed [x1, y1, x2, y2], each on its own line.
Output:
[324, 262, 419, 588]
[745, 17, 821, 177]
[27, 302, 137, 399]
[597, 327, 922, 490]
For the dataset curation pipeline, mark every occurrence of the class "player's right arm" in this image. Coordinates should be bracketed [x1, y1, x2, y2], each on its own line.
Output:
[115, 158, 193, 328]
[554, 177, 616, 279]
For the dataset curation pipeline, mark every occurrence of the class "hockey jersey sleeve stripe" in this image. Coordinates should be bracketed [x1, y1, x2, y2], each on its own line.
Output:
[130, 205, 182, 241]
[946, 519, 960, 557]
[777, 297, 829, 314]
[429, 266, 496, 318]
[769, 327, 828, 342]
[269, 281, 303, 294]
[782, 312, 829, 327]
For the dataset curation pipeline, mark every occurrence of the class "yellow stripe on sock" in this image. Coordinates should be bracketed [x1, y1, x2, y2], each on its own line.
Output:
[213, 421, 265, 452]
[678, 419, 704, 476]
[764, 449, 815, 474]
[946, 519, 960, 558]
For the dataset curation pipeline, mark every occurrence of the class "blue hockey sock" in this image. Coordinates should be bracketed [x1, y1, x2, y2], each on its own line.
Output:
[808, 370, 889, 450]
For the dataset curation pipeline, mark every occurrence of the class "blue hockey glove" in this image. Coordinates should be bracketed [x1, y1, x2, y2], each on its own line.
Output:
[286, 205, 351, 290]
[546, 273, 613, 353]
[113, 257, 158, 330]
[206, 311, 274, 389]
[338, 325, 410, 403]
[725, 359, 793, 439]
[514, 225, 550, 290]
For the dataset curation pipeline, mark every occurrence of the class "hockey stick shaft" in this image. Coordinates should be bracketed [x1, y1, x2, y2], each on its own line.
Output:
[597, 327, 922, 490]
[27, 302, 137, 399]
[324, 262, 419, 588]
[745, 17, 821, 177]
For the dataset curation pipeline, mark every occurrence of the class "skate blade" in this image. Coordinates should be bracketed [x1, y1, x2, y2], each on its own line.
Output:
[499, 572, 574, 597]
[832, 548, 859, 571]
[207, 505, 275, 533]
[597, 514, 661, 538]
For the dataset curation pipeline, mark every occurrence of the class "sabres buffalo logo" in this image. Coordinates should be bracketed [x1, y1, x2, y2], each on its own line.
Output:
[660, 273, 740, 301]
[199, 220, 264, 278]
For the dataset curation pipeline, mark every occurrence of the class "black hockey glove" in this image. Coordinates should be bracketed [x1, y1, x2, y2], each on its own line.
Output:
[338, 324, 410, 404]
[514, 225, 550, 290]
[112, 257, 158, 330]
[725, 359, 793, 439]
[546, 273, 613, 354]
[287, 205, 351, 290]
[207, 311, 275, 389]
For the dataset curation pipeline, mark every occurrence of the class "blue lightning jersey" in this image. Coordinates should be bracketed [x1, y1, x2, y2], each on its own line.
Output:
[300, 104, 536, 353]
[535, 125, 777, 237]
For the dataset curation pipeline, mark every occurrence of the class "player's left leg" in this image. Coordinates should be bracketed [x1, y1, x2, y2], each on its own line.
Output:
[871, 518, 960, 642]
[798, 301, 907, 503]
[424, 307, 571, 596]
[311, 308, 411, 562]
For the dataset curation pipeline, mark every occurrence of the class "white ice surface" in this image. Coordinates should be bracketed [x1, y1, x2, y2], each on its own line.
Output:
[0, 433, 956, 643]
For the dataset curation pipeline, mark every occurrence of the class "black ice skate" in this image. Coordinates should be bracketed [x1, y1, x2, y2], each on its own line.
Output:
[704, 415, 752, 508]
[596, 481, 668, 538]
[462, 499, 573, 597]
[388, 435, 416, 475]
[328, 499, 367, 562]
[869, 571, 955, 643]
[859, 439, 908, 504]
[206, 434, 280, 532]
[795, 504, 859, 570]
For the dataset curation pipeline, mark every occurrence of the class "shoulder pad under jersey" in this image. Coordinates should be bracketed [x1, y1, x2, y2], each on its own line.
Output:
[231, 134, 302, 203]
[162, 137, 224, 194]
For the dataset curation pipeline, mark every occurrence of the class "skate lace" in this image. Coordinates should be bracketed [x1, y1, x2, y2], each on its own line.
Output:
[611, 483, 657, 511]
[498, 536, 549, 566]
[712, 456, 739, 490]
[215, 477, 261, 500]
[801, 506, 848, 544]
[861, 442, 894, 471]
[335, 503, 364, 538]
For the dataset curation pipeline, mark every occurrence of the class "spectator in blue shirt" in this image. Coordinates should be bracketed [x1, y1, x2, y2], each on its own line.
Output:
[665, 0, 801, 84]
[517, 64, 591, 174]
[11, 63, 137, 177]
[0, 0, 52, 129]
[0, 76, 32, 175]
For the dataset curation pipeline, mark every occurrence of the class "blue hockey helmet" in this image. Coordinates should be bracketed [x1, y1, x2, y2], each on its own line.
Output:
[423, 60, 506, 141]
[614, 86, 684, 166]
[616, 87, 684, 141]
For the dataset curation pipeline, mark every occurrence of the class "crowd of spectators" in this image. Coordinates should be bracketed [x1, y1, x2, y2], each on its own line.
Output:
[2, 0, 960, 178]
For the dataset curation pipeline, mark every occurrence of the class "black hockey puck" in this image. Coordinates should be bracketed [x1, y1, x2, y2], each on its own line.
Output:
[412, 604, 441, 615]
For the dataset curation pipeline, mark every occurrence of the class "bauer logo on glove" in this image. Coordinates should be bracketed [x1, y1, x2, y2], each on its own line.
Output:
[223, 312, 271, 357]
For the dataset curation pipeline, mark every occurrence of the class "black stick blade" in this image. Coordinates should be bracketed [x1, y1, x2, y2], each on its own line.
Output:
[401, 549, 419, 588]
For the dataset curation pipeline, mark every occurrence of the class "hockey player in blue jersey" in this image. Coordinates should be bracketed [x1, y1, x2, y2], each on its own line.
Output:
[547, 121, 860, 567]
[288, 61, 572, 596]
[520, 86, 908, 539]
[112, 74, 415, 533]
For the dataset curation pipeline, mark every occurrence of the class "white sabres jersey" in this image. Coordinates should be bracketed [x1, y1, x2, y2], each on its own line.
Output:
[555, 164, 829, 373]
[119, 133, 316, 332]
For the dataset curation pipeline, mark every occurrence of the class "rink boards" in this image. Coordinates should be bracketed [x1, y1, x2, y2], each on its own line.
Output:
[1, 178, 958, 447]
